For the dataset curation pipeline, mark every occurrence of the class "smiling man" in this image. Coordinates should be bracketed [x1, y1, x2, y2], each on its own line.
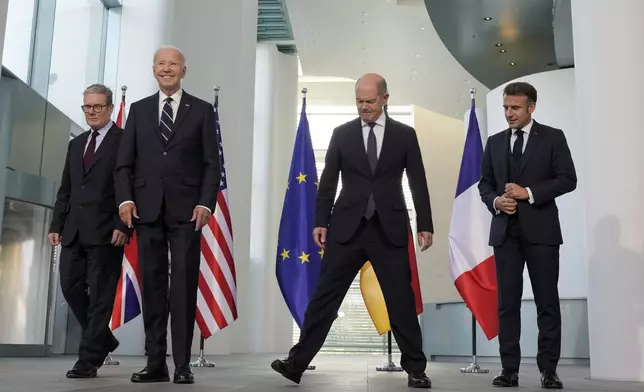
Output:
[115, 45, 220, 385]
[478, 82, 577, 389]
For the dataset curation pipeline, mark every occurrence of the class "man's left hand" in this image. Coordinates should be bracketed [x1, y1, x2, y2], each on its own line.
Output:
[504, 183, 529, 200]
[418, 231, 433, 251]
[191, 206, 212, 231]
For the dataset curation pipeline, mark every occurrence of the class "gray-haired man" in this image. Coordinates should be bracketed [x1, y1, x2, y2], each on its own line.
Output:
[49, 83, 132, 378]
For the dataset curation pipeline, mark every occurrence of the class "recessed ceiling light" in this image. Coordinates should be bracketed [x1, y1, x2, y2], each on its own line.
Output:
[484, 17, 492, 21]
[509, 61, 516, 66]
[414, 53, 420, 57]
[495, 43, 503, 47]
[499, 49, 507, 53]
[420, 27, 425, 31]
[362, 12, 368, 16]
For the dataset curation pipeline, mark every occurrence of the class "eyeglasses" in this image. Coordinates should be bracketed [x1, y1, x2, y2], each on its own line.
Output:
[81, 104, 110, 113]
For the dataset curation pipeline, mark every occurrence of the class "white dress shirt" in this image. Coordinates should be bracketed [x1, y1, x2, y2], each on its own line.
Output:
[360, 111, 386, 158]
[119, 89, 211, 215]
[84, 120, 113, 154]
[493, 119, 535, 214]
[158, 89, 182, 122]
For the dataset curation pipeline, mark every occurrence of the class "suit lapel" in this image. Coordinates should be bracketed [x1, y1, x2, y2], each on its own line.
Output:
[374, 117, 394, 175]
[85, 125, 118, 174]
[166, 92, 193, 145]
[147, 94, 165, 145]
[75, 132, 88, 174]
[352, 119, 372, 176]
[518, 121, 541, 175]
[499, 128, 511, 184]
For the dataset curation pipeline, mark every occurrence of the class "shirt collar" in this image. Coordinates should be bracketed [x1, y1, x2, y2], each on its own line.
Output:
[91, 120, 113, 135]
[361, 111, 387, 128]
[159, 89, 183, 104]
[513, 119, 533, 135]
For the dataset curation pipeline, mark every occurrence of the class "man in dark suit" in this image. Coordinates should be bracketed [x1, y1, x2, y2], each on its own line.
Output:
[271, 73, 433, 389]
[478, 82, 577, 389]
[49, 83, 131, 378]
[115, 45, 220, 384]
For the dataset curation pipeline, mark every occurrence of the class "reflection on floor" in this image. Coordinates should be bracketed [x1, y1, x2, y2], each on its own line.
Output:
[0, 353, 641, 392]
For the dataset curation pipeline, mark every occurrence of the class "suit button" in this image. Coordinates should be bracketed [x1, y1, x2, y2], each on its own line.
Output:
[163, 152, 167, 156]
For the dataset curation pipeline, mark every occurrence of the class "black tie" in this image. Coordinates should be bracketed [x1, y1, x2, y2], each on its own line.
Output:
[160, 97, 173, 143]
[512, 129, 524, 163]
[364, 123, 377, 219]
[83, 130, 99, 172]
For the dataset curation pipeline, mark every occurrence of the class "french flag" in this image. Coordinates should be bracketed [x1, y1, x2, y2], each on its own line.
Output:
[448, 102, 499, 340]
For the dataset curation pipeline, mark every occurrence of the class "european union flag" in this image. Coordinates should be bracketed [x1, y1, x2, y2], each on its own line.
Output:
[276, 100, 321, 328]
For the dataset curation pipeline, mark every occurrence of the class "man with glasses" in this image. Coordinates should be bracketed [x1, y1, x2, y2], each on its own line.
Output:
[49, 83, 132, 378]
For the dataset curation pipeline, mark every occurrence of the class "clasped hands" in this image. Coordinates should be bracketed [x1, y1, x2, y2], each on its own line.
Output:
[494, 183, 529, 215]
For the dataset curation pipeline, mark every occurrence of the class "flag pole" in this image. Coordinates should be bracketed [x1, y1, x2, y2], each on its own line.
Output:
[189, 85, 222, 369]
[460, 87, 489, 375]
[376, 331, 403, 372]
[103, 84, 128, 367]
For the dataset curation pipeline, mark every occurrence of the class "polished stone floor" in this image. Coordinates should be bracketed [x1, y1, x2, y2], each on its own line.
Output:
[0, 353, 641, 391]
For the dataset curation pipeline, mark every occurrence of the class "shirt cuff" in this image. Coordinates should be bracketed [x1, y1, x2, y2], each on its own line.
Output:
[526, 187, 535, 204]
[119, 200, 134, 209]
[196, 205, 212, 214]
[492, 196, 501, 215]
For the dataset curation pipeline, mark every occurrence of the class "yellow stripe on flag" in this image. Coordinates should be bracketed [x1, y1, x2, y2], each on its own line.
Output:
[359, 261, 390, 335]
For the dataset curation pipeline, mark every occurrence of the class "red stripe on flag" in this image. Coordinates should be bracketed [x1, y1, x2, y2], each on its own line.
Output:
[200, 234, 237, 318]
[111, 272, 123, 330]
[198, 272, 228, 331]
[407, 231, 423, 315]
[453, 255, 498, 340]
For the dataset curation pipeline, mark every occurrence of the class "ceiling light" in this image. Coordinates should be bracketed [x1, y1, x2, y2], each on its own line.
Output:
[499, 49, 507, 53]
[414, 53, 420, 57]
[495, 43, 503, 47]
[420, 27, 425, 31]
[509, 62, 516, 66]
[484, 17, 492, 21]
[362, 12, 368, 16]
[361, 21, 367, 25]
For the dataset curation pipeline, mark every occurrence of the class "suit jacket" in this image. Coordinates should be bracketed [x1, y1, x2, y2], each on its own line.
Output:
[478, 120, 577, 247]
[315, 116, 433, 247]
[114, 90, 220, 224]
[49, 124, 132, 247]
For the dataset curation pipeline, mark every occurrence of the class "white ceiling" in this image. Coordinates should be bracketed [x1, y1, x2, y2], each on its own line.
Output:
[285, 0, 490, 118]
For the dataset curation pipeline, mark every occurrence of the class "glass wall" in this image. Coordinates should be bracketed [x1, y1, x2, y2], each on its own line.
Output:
[1, 0, 122, 128]
[0, 199, 53, 345]
[47, 0, 108, 127]
[1, 0, 37, 83]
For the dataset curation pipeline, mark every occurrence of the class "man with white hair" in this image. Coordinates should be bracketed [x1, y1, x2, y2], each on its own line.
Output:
[115, 45, 220, 384]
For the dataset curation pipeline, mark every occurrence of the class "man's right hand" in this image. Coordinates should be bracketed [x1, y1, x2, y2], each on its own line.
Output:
[494, 195, 517, 215]
[119, 202, 139, 228]
[313, 227, 327, 249]
[48, 233, 61, 246]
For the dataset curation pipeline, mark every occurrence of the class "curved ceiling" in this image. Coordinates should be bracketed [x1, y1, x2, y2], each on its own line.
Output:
[285, 0, 489, 118]
[424, 0, 574, 89]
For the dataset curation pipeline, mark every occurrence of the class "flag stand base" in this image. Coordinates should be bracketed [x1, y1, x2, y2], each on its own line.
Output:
[376, 332, 403, 372]
[103, 354, 120, 366]
[190, 335, 215, 368]
[460, 314, 488, 374]
[460, 357, 489, 374]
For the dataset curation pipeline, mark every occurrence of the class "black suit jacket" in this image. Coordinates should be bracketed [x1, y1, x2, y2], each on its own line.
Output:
[478, 121, 577, 247]
[315, 116, 433, 247]
[114, 91, 220, 224]
[49, 124, 132, 247]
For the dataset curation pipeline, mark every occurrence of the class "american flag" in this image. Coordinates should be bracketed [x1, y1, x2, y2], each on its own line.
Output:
[110, 93, 143, 331]
[195, 97, 238, 338]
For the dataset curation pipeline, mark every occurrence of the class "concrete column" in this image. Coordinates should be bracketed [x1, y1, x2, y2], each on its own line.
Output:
[572, 0, 644, 382]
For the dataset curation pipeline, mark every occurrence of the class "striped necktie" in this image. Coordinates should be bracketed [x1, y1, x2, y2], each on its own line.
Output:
[160, 97, 173, 143]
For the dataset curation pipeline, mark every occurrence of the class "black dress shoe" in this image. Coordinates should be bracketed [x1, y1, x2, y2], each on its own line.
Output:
[492, 369, 519, 387]
[271, 359, 302, 384]
[408, 373, 432, 388]
[131, 365, 170, 383]
[541, 371, 563, 389]
[174, 368, 195, 384]
[66, 362, 97, 378]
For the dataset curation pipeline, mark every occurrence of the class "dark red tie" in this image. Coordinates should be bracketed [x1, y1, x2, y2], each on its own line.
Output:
[83, 130, 99, 172]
